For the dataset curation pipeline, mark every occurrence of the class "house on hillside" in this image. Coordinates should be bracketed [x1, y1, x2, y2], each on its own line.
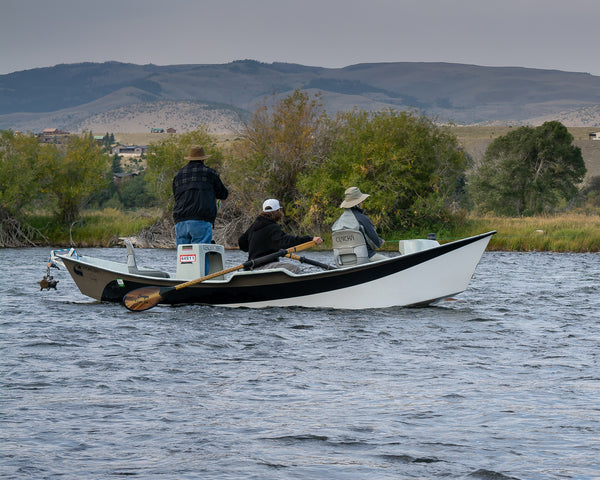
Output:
[167, 128, 176, 134]
[589, 132, 600, 140]
[111, 145, 147, 157]
[151, 128, 164, 133]
[37, 128, 70, 144]
[42, 128, 69, 135]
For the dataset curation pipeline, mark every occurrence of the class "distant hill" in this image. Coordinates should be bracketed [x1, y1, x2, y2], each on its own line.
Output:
[1, 60, 599, 132]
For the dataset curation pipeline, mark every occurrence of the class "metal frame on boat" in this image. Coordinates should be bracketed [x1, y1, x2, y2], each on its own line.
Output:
[50, 231, 496, 310]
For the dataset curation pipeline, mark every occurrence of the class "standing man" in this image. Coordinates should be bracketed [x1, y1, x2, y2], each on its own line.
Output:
[172, 145, 228, 246]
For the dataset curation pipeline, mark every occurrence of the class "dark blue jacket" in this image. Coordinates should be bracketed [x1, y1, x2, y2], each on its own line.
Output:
[172, 161, 228, 224]
[238, 215, 312, 260]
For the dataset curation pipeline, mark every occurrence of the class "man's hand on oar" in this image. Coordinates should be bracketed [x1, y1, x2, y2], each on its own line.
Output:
[123, 240, 317, 312]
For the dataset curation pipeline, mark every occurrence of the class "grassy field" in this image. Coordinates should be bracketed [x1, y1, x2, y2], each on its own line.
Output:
[28, 208, 163, 247]
[382, 213, 600, 253]
[455, 213, 600, 252]
[113, 132, 238, 148]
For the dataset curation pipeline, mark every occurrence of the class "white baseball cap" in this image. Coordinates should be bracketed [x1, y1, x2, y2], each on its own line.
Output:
[262, 198, 281, 212]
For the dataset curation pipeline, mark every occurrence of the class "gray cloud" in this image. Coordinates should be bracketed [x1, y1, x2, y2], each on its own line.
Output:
[1, 0, 598, 75]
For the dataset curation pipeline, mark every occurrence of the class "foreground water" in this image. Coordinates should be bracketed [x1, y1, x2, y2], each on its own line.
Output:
[1, 247, 599, 479]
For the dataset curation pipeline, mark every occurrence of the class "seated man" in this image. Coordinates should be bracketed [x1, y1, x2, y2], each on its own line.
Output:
[332, 187, 386, 262]
[238, 198, 323, 271]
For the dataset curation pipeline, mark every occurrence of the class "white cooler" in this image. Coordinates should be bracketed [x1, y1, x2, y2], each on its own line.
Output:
[176, 243, 225, 280]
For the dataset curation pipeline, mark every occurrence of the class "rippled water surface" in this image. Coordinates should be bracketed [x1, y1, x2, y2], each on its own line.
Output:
[1, 247, 599, 479]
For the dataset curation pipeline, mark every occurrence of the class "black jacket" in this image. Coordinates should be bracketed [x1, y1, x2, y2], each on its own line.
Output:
[238, 215, 313, 260]
[172, 161, 228, 224]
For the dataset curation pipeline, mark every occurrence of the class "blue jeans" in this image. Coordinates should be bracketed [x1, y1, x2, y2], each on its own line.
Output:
[175, 220, 213, 274]
[175, 220, 213, 246]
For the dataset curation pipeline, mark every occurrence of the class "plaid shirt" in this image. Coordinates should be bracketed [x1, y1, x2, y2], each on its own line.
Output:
[172, 161, 228, 224]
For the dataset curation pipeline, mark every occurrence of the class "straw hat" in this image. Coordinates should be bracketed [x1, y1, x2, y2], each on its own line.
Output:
[340, 186, 370, 208]
[184, 145, 211, 161]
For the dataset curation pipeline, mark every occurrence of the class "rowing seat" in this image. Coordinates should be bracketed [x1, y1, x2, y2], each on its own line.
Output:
[124, 239, 170, 278]
[331, 229, 369, 267]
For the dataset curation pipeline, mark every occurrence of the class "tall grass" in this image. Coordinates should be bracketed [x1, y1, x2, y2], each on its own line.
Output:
[26, 208, 600, 252]
[467, 213, 600, 252]
[27, 208, 162, 247]
[384, 213, 600, 252]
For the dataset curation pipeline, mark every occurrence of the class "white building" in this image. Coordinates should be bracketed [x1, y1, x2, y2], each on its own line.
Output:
[111, 145, 147, 156]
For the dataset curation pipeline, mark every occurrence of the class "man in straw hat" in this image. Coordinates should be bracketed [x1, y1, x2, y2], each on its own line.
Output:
[172, 145, 228, 247]
[332, 186, 386, 262]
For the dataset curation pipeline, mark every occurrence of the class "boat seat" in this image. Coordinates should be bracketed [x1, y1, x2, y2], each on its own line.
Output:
[331, 229, 369, 267]
[124, 239, 170, 278]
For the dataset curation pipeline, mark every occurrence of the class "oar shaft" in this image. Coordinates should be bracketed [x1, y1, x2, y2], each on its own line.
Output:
[174, 263, 245, 291]
[241, 240, 318, 271]
[286, 253, 336, 270]
[124, 239, 317, 312]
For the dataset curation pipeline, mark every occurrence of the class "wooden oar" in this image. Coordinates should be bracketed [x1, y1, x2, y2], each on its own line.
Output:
[286, 253, 336, 270]
[123, 240, 317, 312]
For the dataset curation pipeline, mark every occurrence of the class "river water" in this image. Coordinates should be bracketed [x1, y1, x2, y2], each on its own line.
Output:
[1, 247, 599, 479]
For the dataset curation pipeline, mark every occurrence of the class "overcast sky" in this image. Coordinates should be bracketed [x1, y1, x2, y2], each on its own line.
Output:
[1, 0, 599, 76]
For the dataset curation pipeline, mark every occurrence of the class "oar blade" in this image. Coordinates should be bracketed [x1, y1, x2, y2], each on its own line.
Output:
[123, 286, 167, 311]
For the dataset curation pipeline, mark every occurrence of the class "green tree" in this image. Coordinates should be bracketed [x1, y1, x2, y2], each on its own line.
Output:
[145, 128, 221, 214]
[39, 133, 111, 223]
[112, 153, 123, 174]
[581, 175, 600, 207]
[0, 130, 46, 245]
[120, 173, 157, 209]
[225, 90, 328, 234]
[86, 179, 119, 209]
[297, 109, 469, 232]
[0, 130, 42, 218]
[468, 121, 587, 215]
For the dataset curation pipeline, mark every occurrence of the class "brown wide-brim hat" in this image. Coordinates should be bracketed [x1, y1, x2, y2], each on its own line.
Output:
[340, 186, 370, 208]
[184, 145, 211, 161]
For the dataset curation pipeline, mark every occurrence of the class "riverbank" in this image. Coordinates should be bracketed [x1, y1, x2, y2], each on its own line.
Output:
[444, 213, 600, 252]
[22, 210, 600, 252]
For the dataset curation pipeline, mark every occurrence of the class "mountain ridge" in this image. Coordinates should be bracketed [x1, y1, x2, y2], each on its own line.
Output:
[1, 60, 599, 132]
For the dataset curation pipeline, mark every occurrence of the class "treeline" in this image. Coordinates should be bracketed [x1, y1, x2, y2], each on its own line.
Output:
[0, 128, 162, 246]
[1, 90, 598, 247]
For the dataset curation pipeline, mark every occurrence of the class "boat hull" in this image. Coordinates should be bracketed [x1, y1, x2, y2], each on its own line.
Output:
[56, 231, 495, 309]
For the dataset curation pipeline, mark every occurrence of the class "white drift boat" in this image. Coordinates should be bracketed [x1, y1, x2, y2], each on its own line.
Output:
[48, 231, 496, 310]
